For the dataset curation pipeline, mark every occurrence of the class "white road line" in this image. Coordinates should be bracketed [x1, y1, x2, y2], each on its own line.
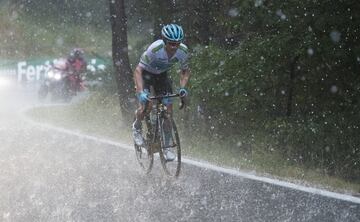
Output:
[21, 108, 360, 205]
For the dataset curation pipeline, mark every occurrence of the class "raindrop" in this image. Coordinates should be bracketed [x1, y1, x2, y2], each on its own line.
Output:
[276, 9, 286, 20]
[228, 8, 239, 17]
[56, 37, 64, 46]
[330, 85, 338, 93]
[330, 30, 341, 43]
[307, 48, 314, 56]
[97, 64, 106, 70]
[254, 0, 264, 7]
[88, 66, 96, 72]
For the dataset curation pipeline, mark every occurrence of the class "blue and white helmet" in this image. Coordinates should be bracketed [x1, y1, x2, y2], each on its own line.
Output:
[161, 24, 184, 42]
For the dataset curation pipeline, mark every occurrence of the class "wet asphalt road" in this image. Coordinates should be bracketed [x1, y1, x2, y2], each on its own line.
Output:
[0, 83, 359, 222]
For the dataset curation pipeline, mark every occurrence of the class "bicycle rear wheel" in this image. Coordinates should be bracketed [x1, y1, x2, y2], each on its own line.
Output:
[134, 118, 154, 174]
[159, 117, 181, 177]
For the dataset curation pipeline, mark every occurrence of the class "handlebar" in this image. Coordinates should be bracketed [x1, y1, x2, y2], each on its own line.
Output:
[148, 93, 180, 100]
[148, 93, 185, 110]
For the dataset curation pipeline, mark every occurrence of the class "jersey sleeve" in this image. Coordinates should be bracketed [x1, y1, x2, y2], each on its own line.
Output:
[139, 49, 155, 68]
[178, 44, 190, 71]
[179, 52, 189, 71]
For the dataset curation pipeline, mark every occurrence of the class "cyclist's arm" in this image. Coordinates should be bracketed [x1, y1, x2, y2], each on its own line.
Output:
[180, 68, 190, 88]
[135, 49, 156, 93]
[178, 48, 190, 88]
[133, 65, 144, 93]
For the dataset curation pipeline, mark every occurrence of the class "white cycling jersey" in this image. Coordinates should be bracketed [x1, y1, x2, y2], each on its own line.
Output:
[138, 39, 189, 74]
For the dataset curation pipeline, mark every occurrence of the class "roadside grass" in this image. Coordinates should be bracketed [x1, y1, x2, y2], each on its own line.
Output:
[28, 92, 132, 143]
[182, 133, 360, 194]
[26, 92, 360, 196]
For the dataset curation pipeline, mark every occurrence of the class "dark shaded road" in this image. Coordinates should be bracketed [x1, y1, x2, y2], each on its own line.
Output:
[0, 83, 359, 222]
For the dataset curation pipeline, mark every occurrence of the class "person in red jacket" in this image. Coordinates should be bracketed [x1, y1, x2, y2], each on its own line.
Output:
[66, 48, 87, 92]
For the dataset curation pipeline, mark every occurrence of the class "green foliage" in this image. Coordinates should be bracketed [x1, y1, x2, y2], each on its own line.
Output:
[190, 34, 292, 121]
[187, 0, 360, 182]
[0, 1, 111, 58]
[12, 0, 110, 28]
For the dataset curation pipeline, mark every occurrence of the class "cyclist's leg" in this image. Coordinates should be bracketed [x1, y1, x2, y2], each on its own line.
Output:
[133, 103, 146, 128]
[133, 70, 154, 127]
[154, 71, 173, 120]
[133, 71, 154, 145]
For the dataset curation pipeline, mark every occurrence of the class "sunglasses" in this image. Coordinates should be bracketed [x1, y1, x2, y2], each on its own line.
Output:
[166, 41, 180, 47]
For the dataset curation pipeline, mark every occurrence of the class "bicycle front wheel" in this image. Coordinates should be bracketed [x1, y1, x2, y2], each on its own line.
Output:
[134, 119, 154, 174]
[159, 117, 181, 177]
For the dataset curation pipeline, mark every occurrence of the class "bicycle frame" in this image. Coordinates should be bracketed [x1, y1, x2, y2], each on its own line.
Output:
[145, 93, 183, 152]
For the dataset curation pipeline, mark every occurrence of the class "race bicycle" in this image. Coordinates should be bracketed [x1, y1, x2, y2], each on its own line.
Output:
[134, 93, 184, 177]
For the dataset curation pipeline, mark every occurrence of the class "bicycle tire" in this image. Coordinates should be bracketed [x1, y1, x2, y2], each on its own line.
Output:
[158, 117, 181, 177]
[134, 117, 154, 174]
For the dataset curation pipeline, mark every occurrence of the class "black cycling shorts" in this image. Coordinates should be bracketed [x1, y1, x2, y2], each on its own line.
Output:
[142, 70, 173, 96]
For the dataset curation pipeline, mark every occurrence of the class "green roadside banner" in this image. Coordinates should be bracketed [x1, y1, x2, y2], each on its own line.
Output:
[0, 56, 111, 82]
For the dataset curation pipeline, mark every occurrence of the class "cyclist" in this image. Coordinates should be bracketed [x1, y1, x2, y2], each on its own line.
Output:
[66, 48, 87, 92]
[132, 23, 190, 161]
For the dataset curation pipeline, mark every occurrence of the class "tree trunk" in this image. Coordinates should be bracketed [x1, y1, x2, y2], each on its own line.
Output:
[109, 0, 134, 121]
[197, 0, 212, 45]
[286, 55, 299, 117]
